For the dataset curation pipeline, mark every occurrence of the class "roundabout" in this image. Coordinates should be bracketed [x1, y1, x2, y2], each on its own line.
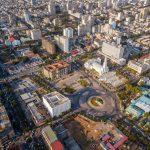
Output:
[74, 87, 117, 117]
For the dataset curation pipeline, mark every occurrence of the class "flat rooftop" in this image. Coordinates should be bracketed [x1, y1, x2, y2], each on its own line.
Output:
[14, 78, 37, 94]
[27, 102, 45, 126]
[44, 61, 69, 72]
[20, 92, 40, 104]
[126, 92, 150, 117]
[43, 91, 70, 108]
[42, 126, 57, 144]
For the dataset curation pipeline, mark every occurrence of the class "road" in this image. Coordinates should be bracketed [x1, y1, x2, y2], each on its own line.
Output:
[0, 66, 41, 82]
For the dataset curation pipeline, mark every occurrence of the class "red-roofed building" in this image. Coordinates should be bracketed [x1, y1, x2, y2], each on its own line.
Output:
[9, 36, 15, 43]
[113, 135, 128, 149]
[140, 54, 150, 61]
[102, 134, 111, 142]
[51, 140, 63, 150]
[100, 128, 128, 150]
[106, 143, 116, 150]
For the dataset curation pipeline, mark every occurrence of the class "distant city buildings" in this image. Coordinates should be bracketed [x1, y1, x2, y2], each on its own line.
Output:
[63, 27, 73, 38]
[48, 0, 56, 15]
[43, 91, 71, 118]
[0, 0, 150, 149]
[31, 0, 36, 6]
[24, 10, 31, 23]
[30, 29, 42, 40]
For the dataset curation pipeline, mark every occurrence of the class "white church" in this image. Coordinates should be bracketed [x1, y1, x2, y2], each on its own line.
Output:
[84, 57, 109, 76]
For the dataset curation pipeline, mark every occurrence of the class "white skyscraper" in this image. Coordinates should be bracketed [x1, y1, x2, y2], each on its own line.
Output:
[102, 42, 124, 59]
[24, 10, 30, 23]
[48, 0, 56, 15]
[30, 29, 42, 40]
[63, 27, 73, 38]
[55, 35, 70, 53]
[78, 15, 95, 36]
[144, 0, 150, 6]
[103, 57, 109, 73]
[66, 0, 72, 11]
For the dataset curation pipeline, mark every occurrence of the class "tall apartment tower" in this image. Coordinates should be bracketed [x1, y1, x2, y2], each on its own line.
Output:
[31, 0, 36, 6]
[24, 10, 30, 23]
[48, 0, 56, 15]
[63, 27, 73, 38]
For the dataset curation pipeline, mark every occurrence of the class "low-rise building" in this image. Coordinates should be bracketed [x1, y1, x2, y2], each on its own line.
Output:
[43, 61, 71, 80]
[13, 78, 38, 94]
[27, 102, 45, 126]
[128, 58, 150, 74]
[43, 91, 71, 118]
[84, 57, 109, 77]
[12, 79, 48, 126]
[0, 103, 14, 143]
[100, 128, 128, 150]
[99, 71, 127, 88]
[126, 92, 150, 118]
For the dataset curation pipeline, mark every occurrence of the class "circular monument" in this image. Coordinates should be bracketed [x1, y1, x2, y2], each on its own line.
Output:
[87, 96, 104, 110]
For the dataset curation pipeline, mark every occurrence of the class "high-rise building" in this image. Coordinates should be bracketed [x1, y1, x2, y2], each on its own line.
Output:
[42, 37, 56, 54]
[78, 15, 95, 36]
[144, 0, 150, 6]
[63, 27, 73, 38]
[24, 10, 30, 23]
[66, 0, 72, 11]
[117, 12, 124, 21]
[30, 29, 42, 40]
[48, 0, 56, 15]
[102, 42, 124, 59]
[59, 36, 69, 53]
[55, 35, 71, 53]
[140, 8, 149, 19]
[31, 0, 36, 6]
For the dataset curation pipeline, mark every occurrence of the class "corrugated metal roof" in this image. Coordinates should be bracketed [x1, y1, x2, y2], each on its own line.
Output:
[51, 140, 63, 150]
[42, 126, 57, 144]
